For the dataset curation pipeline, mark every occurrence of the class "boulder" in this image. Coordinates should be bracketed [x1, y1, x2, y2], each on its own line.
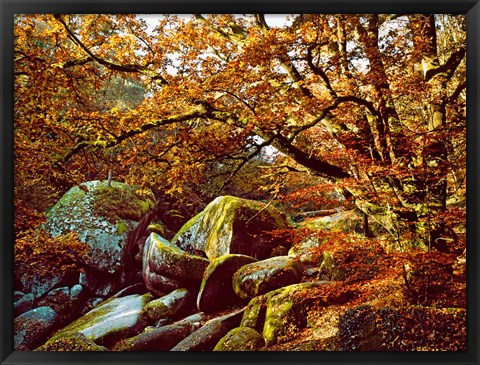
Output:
[14, 293, 35, 317]
[70, 284, 84, 300]
[241, 281, 332, 346]
[42, 293, 153, 348]
[18, 270, 67, 299]
[171, 308, 245, 351]
[113, 313, 205, 351]
[78, 270, 118, 298]
[139, 288, 194, 326]
[240, 295, 268, 333]
[143, 270, 183, 297]
[288, 235, 321, 256]
[213, 327, 265, 351]
[232, 256, 302, 300]
[43, 180, 155, 296]
[38, 287, 71, 314]
[36, 332, 109, 351]
[172, 196, 291, 260]
[299, 209, 385, 236]
[197, 254, 258, 313]
[143, 233, 209, 294]
[262, 281, 333, 346]
[14, 306, 60, 351]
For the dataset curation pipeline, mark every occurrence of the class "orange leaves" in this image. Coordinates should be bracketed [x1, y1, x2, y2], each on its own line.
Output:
[14, 227, 89, 284]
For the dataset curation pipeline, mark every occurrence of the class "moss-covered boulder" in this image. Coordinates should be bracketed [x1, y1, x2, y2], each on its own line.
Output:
[213, 327, 265, 351]
[43, 180, 155, 296]
[262, 282, 333, 346]
[232, 256, 302, 300]
[14, 306, 60, 351]
[171, 196, 291, 260]
[240, 295, 268, 333]
[143, 270, 183, 297]
[299, 209, 385, 237]
[139, 288, 194, 326]
[36, 332, 108, 351]
[41, 293, 153, 349]
[197, 254, 258, 313]
[113, 313, 204, 351]
[143, 233, 209, 294]
[171, 308, 245, 351]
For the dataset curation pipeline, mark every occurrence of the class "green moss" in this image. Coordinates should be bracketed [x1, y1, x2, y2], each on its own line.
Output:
[240, 295, 268, 333]
[213, 327, 265, 351]
[171, 211, 204, 243]
[116, 221, 129, 235]
[44, 293, 152, 345]
[91, 183, 155, 223]
[36, 332, 108, 351]
[149, 233, 209, 283]
[263, 293, 294, 346]
[148, 223, 165, 236]
[261, 282, 325, 346]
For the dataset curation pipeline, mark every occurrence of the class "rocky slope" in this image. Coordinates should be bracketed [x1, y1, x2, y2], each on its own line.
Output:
[14, 181, 466, 351]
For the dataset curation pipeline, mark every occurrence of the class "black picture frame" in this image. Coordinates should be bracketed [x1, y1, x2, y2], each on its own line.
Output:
[1, 1, 478, 364]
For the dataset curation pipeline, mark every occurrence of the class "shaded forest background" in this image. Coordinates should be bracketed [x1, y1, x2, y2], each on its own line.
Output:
[14, 13, 466, 261]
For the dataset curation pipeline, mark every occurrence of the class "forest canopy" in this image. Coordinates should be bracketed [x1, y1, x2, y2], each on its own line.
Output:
[14, 14, 466, 252]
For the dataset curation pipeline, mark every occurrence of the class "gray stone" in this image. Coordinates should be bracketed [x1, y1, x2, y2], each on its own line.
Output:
[232, 256, 302, 299]
[171, 308, 245, 351]
[44, 294, 153, 347]
[139, 288, 194, 326]
[143, 233, 209, 294]
[43, 180, 155, 296]
[112, 313, 205, 351]
[14, 293, 35, 317]
[70, 284, 84, 300]
[18, 271, 65, 299]
[14, 306, 60, 351]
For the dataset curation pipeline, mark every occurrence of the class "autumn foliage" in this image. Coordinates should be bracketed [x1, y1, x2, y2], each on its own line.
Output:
[12, 13, 466, 351]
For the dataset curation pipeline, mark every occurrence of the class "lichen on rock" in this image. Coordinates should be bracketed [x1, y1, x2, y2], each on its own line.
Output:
[232, 256, 302, 300]
[213, 327, 265, 351]
[41, 293, 153, 348]
[172, 196, 291, 260]
[143, 233, 209, 294]
[43, 180, 156, 296]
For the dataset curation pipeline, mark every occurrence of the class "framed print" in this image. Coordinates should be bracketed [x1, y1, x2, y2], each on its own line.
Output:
[1, 1, 478, 365]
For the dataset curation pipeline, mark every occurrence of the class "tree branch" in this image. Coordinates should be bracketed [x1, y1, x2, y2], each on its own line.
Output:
[53, 14, 168, 85]
[424, 47, 466, 82]
[62, 104, 210, 162]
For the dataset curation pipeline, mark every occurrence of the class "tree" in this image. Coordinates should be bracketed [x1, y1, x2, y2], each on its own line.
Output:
[14, 14, 466, 252]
